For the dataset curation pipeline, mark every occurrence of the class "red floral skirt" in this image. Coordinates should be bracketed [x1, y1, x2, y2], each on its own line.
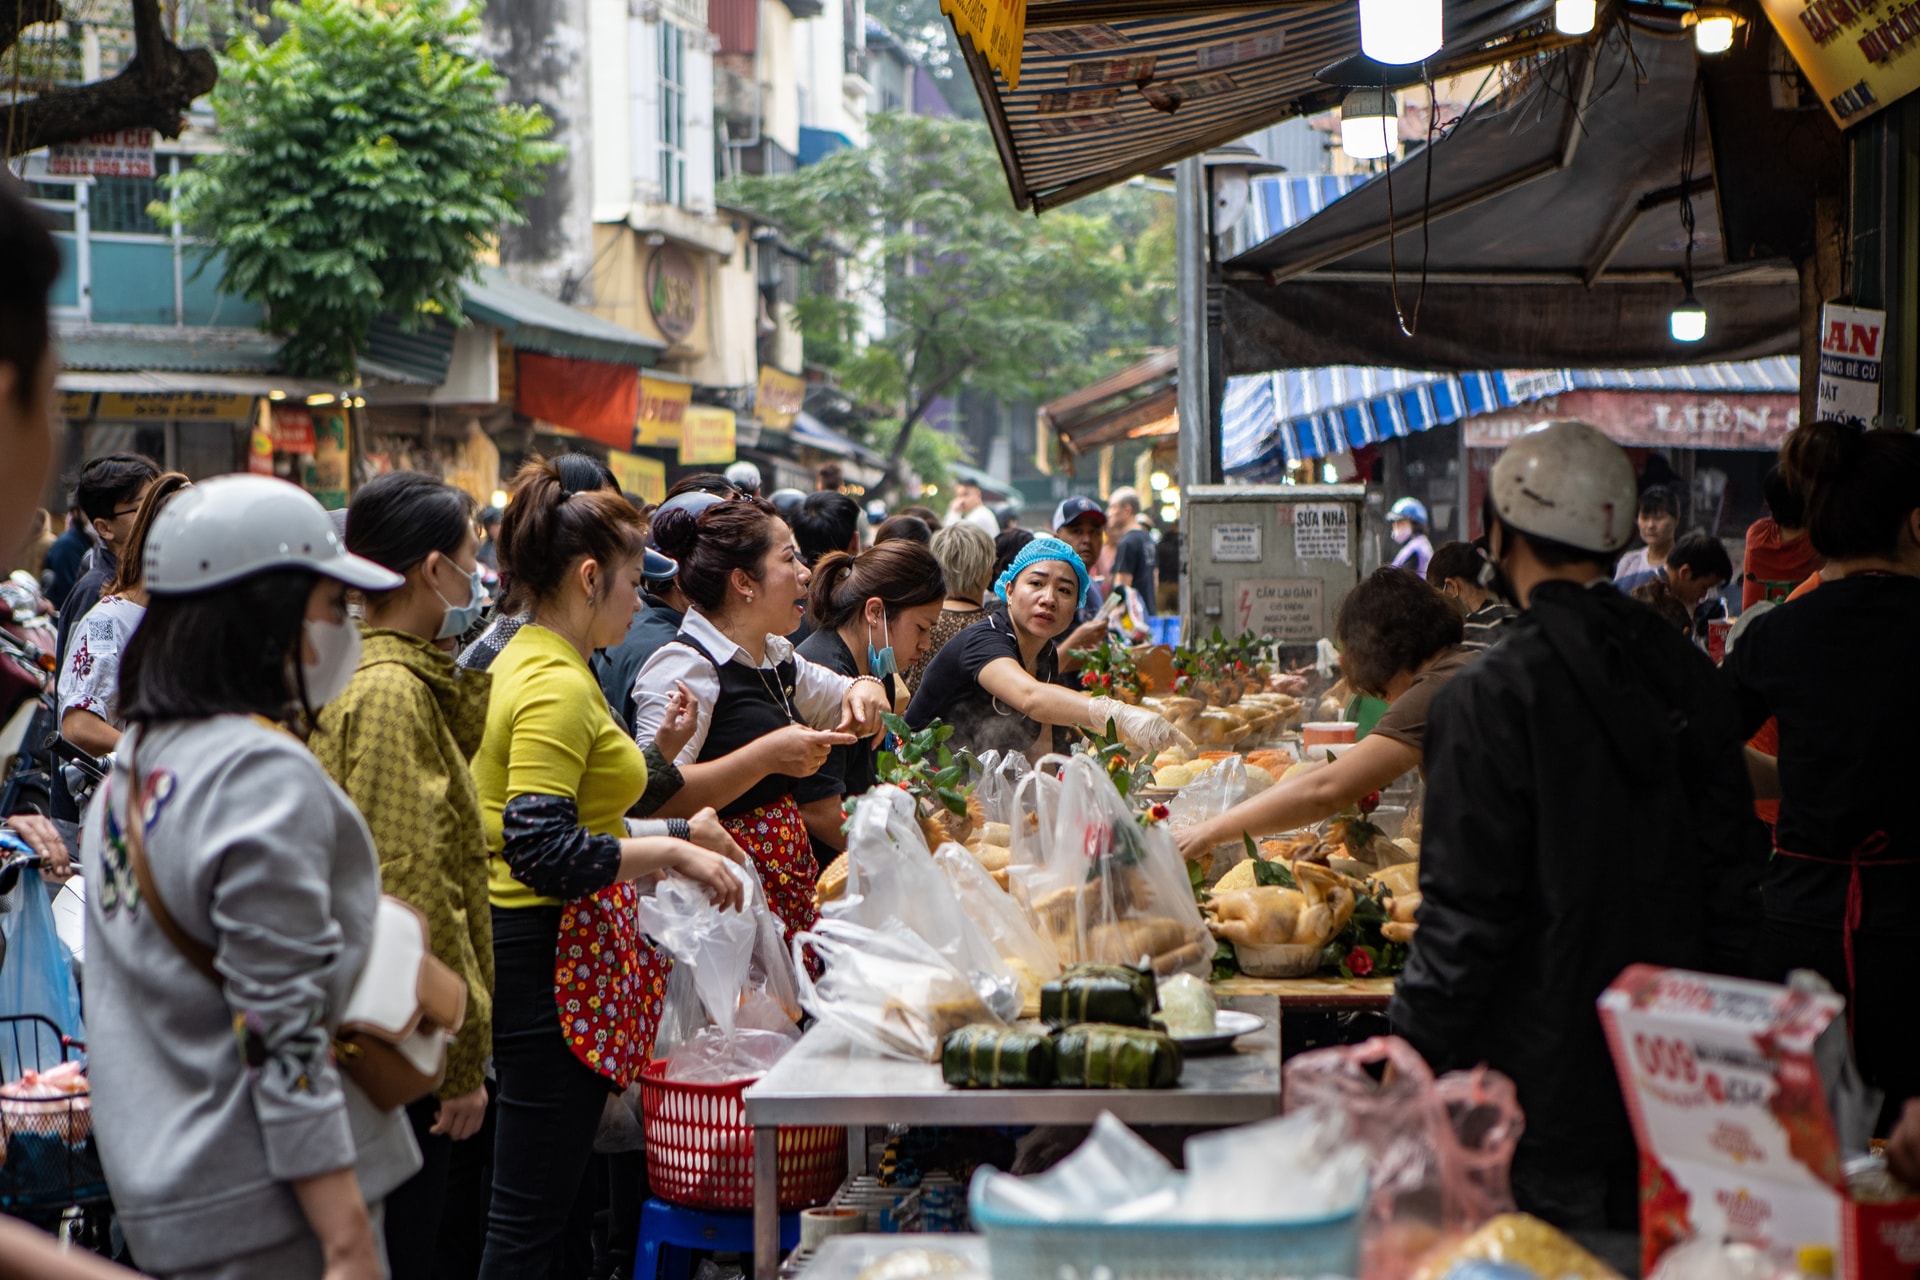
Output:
[721, 795, 819, 942]
[554, 880, 669, 1089]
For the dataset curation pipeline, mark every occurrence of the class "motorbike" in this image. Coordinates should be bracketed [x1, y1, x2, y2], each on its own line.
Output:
[0, 572, 59, 818]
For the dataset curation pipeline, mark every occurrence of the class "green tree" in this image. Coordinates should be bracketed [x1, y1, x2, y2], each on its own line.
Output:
[166, 0, 562, 382]
[724, 112, 1169, 498]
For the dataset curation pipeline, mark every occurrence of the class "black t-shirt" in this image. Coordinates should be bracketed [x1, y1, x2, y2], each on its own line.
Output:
[1725, 575, 1920, 930]
[905, 612, 1057, 756]
[1111, 528, 1156, 611]
[793, 627, 891, 807]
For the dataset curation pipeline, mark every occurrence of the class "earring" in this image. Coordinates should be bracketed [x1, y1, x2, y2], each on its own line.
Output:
[746, 592, 755, 602]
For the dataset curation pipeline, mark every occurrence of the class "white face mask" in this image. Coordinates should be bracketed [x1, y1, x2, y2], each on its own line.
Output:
[301, 616, 361, 708]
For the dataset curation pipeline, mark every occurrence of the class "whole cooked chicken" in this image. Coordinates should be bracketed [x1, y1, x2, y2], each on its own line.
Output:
[1204, 861, 1357, 948]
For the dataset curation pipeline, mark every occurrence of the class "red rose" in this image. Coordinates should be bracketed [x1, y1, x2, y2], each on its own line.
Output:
[1359, 791, 1381, 814]
[1346, 947, 1374, 977]
[1150, 804, 1171, 822]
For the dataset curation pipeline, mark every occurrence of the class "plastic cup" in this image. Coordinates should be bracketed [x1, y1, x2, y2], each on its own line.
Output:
[1301, 721, 1359, 748]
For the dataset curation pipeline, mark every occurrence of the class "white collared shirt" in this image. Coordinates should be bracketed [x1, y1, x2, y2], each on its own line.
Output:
[630, 607, 855, 764]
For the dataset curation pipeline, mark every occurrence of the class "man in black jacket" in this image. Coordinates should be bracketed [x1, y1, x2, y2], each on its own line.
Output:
[1390, 421, 1760, 1233]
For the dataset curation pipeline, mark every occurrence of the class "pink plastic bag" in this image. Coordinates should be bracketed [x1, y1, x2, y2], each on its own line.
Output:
[1284, 1036, 1524, 1280]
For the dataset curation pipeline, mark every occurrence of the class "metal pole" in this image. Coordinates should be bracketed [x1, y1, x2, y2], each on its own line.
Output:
[1175, 156, 1211, 643]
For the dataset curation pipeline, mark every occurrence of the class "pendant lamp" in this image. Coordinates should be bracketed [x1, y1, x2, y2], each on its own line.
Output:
[1359, 0, 1442, 64]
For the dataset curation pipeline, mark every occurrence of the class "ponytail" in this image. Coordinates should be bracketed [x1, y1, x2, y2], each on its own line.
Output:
[652, 494, 783, 613]
[496, 456, 646, 606]
[806, 541, 946, 630]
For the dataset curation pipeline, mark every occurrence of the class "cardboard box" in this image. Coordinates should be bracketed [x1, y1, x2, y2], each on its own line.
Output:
[1598, 965, 1920, 1280]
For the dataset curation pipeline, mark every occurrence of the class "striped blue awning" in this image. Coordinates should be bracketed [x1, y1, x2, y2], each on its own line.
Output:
[1245, 174, 1370, 246]
[1222, 357, 1802, 477]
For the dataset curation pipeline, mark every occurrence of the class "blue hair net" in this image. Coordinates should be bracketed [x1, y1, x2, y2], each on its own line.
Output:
[993, 535, 1091, 609]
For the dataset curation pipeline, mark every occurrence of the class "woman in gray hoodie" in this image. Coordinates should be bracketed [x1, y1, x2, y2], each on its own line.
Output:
[80, 475, 419, 1280]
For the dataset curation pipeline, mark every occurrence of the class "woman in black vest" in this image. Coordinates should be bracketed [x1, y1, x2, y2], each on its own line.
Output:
[634, 495, 891, 936]
[795, 541, 947, 863]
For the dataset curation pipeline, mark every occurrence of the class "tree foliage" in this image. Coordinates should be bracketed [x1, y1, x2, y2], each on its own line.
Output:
[165, 0, 561, 382]
[723, 113, 1172, 497]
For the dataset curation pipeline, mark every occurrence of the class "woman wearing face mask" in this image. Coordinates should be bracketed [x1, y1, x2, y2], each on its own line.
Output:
[904, 536, 1189, 759]
[81, 475, 418, 1279]
[305, 471, 494, 1278]
[58, 471, 190, 759]
[794, 541, 947, 859]
[633, 496, 893, 938]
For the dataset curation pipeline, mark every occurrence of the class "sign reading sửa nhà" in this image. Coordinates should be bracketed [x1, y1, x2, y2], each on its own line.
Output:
[942, 0, 1027, 88]
[1760, 0, 1920, 127]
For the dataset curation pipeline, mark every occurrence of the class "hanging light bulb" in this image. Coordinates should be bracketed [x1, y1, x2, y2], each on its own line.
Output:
[1340, 87, 1398, 161]
[1555, 0, 1596, 34]
[1670, 291, 1707, 342]
[1688, 7, 1739, 52]
[1359, 0, 1443, 64]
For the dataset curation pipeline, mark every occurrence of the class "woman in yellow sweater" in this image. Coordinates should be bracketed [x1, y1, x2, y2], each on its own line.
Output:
[474, 459, 746, 1278]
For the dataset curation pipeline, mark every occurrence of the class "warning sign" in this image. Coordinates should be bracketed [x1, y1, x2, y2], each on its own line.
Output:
[1210, 522, 1261, 563]
[1234, 578, 1324, 642]
[1815, 302, 1884, 427]
[1292, 504, 1350, 563]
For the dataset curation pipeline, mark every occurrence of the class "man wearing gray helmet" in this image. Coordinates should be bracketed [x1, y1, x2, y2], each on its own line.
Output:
[1389, 421, 1760, 1235]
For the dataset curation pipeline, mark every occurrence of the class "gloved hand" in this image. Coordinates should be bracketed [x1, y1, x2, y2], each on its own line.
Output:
[1088, 697, 1195, 756]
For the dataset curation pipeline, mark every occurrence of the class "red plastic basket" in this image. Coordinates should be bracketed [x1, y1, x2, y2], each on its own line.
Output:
[640, 1059, 846, 1212]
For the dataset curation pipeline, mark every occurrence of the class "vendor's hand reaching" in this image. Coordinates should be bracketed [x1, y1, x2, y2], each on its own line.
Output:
[756, 724, 858, 776]
[7, 813, 71, 882]
[1174, 821, 1225, 864]
[836, 679, 891, 744]
[670, 840, 747, 912]
[1089, 696, 1194, 756]
[688, 806, 748, 865]
[652, 681, 699, 761]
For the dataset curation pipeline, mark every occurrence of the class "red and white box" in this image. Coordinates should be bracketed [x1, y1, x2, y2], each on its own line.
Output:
[1598, 965, 1920, 1280]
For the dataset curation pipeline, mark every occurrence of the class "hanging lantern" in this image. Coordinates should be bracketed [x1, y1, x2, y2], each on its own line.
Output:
[1670, 291, 1707, 342]
[1340, 87, 1398, 161]
[1359, 0, 1443, 64]
[1686, 6, 1740, 52]
[1555, 0, 1597, 34]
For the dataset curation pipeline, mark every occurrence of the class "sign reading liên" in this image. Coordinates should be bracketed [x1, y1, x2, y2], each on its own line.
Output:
[1760, 0, 1920, 127]
[47, 129, 154, 177]
[1234, 578, 1323, 641]
[1815, 303, 1885, 427]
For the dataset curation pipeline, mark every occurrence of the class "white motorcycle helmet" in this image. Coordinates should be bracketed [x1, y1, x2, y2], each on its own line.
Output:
[1488, 421, 1639, 554]
[144, 474, 403, 595]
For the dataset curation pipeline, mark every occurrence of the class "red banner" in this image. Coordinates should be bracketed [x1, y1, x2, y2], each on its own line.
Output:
[515, 351, 641, 448]
[1465, 389, 1800, 452]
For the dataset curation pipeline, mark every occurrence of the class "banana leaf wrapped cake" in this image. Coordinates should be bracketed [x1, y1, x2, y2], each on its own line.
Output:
[941, 1025, 1056, 1088]
[1053, 1024, 1183, 1089]
[1039, 963, 1157, 1030]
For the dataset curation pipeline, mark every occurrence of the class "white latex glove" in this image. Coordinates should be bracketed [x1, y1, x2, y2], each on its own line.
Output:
[1088, 697, 1194, 755]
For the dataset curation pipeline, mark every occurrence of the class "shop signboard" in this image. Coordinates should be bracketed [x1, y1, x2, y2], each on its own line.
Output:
[943, 0, 1026, 88]
[645, 244, 701, 344]
[58, 393, 94, 421]
[634, 376, 692, 448]
[270, 405, 318, 452]
[1815, 303, 1885, 427]
[756, 366, 805, 429]
[608, 450, 667, 504]
[97, 392, 256, 421]
[306, 408, 351, 509]
[1759, 0, 1920, 127]
[1464, 391, 1799, 451]
[46, 128, 154, 178]
[679, 406, 737, 465]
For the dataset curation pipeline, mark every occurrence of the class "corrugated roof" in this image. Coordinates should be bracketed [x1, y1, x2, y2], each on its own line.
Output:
[58, 326, 283, 374]
[460, 266, 666, 367]
[959, 0, 1561, 212]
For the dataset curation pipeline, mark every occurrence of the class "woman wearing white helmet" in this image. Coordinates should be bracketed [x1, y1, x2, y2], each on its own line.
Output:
[80, 474, 420, 1279]
[1387, 496, 1433, 578]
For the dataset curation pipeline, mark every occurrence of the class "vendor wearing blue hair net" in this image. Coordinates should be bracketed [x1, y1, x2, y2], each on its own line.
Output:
[904, 537, 1191, 758]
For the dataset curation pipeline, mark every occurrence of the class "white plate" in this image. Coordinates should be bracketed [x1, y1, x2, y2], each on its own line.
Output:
[1167, 1009, 1266, 1056]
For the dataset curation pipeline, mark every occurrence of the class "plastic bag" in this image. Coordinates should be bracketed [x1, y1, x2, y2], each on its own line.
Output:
[1285, 1036, 1524, 1280]
[1168, 756, 1250, 883]
[830, 787, 1021, 1020]
[791, 917, 1002, 1061]
[0, 868, 83, 1081]
[931, 841, 1060, 1005]
[1023, 755, 1211, 978]
[973, 750, 1031, 826]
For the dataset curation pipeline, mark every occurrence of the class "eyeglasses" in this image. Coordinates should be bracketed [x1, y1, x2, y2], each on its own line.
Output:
[108, 505, 141, 520]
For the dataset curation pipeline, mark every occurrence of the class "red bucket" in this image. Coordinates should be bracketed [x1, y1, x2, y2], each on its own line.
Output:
[639, 1060, 846, 1212]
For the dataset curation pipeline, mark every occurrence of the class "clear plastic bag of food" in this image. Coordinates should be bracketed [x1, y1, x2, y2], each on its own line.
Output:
[791, 917, 1003, 1061]
[1025, 755, 1212, 978]
[973, 750, 1032, 826]
[831, 786, 1022, 1020]
[1285, 1036, 1525, 1280]
[932, 841, 1061, 1006]
[1168, 755, 1250, 882]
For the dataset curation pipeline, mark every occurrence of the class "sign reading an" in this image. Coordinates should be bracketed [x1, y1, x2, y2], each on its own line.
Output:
[1235, 578, 1324, 642]
[47, 129, 155, 177]
[679, 405, 737, 465]
[1815, 302, 1885, 427]
[1292, 504, 1351, 564]
[1759, 0, 1920, 127]
[1210, 522, 1262, 563]
[645, 244, 701, 344]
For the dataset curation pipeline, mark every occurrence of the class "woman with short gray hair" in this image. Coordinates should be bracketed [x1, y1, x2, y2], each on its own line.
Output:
[903, 521, 996, 693]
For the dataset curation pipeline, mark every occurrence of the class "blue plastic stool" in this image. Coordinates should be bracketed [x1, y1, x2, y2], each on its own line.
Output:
[633, 1198, 802, 1280]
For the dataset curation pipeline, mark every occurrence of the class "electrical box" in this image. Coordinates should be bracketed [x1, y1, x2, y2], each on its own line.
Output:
[1179, 484, 1373, 653]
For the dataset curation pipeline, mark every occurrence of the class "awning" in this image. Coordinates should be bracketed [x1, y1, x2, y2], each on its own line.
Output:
[1223, 356, 1802, 475]
[58, 326, 284, 375]
[1038, 348, 1177, 460]
[461, 266, 667, 367]
[959, 0, 1561, 212]
[951, 462, 1015, 499]
[1222, 28, 1802, 371]
[791, 411, 889, 468]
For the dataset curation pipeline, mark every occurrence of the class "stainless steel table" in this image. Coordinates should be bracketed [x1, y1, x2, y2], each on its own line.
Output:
[743, 995, 1282, 1280]
[796, 1234, 990, 1280]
